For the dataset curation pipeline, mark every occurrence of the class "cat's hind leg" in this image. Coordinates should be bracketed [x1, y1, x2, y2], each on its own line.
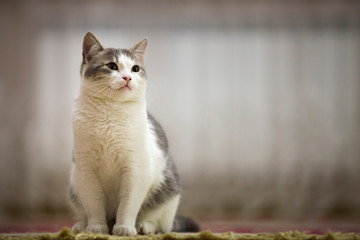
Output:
[136, 194, 180, 234]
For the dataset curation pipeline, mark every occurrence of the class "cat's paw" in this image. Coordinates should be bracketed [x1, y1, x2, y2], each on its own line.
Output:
[112, 224, 137, 236]
[72, 221, 87, 234]
[86, 223, 109, 234]
[136, 221, 155, 235]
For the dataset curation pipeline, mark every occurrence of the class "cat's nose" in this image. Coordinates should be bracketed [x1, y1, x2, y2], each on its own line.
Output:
[122, 75, 132, 83]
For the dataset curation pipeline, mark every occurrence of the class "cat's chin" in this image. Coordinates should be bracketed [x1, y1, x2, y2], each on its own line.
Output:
[115, 86, 132, 97]
[118, 85, 131, 91]
[109, 86, 139, 102]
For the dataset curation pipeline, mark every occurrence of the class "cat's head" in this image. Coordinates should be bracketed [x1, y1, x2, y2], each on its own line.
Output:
[80, 32, 148, 102]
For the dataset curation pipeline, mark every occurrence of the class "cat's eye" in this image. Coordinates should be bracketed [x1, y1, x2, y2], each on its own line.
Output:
[131, 65, 140, 72]
[106, 62, 118, 71]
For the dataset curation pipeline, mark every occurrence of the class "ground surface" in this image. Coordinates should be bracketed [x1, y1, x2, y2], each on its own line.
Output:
[0, 219, 359, 234]
[1, 227, 360, 240]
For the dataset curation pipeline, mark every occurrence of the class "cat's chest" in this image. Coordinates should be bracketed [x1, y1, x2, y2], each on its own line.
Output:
[73, 104, 147, 164]
[78, 112, 130, 141]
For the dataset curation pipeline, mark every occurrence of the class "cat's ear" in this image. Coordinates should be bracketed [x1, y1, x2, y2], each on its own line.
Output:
[130, 38, 148, 65]
[82, 32, 104, 63]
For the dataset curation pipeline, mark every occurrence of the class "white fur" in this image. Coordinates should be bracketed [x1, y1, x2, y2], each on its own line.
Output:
[70, 51, 179, 236]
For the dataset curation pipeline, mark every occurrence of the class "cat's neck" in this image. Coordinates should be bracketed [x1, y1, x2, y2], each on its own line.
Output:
[76, 91, 147, 119]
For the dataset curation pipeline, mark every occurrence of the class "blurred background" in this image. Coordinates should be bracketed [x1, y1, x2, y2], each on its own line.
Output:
[1, 0, 360, 230]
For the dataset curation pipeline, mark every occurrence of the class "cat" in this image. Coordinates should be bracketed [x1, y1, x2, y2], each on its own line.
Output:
[69, 32, 198, 236]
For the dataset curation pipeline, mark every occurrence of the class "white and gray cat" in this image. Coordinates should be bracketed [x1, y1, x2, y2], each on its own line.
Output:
[69, 32, 198, 236]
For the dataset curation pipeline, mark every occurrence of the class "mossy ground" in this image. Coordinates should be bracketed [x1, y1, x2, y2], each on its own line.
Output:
[0, 227, 359, 240]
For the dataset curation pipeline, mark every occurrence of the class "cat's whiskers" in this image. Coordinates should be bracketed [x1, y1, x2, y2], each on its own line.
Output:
[81, 81, 108, 91]
[82, 81, 112, 99]
[92, 84, 110, 98]
[103, 87, 115, 99]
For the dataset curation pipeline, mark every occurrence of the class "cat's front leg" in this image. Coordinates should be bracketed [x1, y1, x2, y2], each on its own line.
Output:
[113, 167, 152, 236]
[73, 168, 109, 234]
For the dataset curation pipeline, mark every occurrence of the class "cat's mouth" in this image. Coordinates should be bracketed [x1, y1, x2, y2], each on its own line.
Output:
[118, 85, 131, 91]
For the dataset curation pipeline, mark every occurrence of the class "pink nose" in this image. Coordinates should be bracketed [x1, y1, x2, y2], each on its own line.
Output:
[122, 75, 132, 83]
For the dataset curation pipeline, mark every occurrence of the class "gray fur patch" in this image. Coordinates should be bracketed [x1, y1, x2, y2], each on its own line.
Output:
[84, 63, 112, 79]
[147, 113, 168, 152]
[69, 185, 79, 206]
[141, 114, 181, 209]
[142, 158, 181, 209]
[104, 48, 133, 62]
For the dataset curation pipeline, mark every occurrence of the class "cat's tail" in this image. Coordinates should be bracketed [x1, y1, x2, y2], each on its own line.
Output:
[172, 215, 200, 232]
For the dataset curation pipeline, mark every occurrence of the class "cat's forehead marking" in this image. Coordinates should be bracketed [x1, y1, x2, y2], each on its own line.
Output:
[117, 53, 135, 68]
[104, 48, 134, 63]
